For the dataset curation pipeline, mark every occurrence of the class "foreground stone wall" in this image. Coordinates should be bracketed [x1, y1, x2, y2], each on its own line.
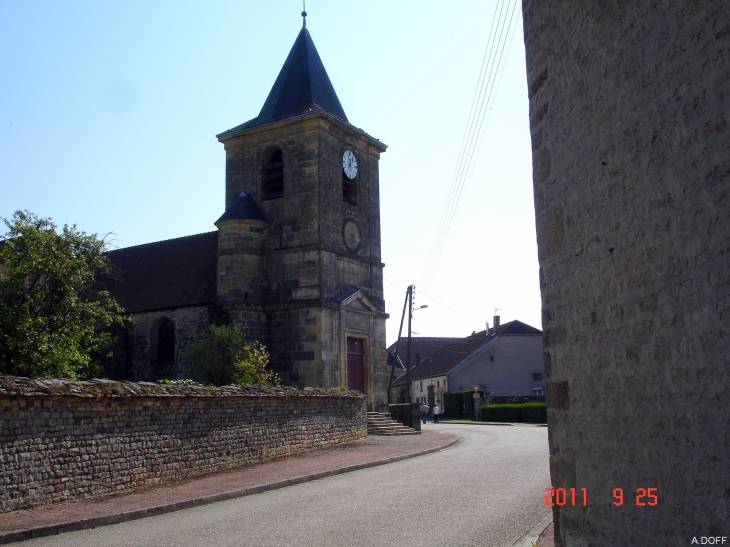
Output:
[523, 2, 729, 545]
[0, 377, 366, 513]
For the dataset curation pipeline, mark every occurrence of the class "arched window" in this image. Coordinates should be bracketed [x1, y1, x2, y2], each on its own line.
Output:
[157, 319, 175, 363]
[261, 148, 284, 200]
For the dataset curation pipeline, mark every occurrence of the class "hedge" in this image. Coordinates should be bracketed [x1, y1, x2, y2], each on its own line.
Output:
[520, 402, 547, 423]
[480, 402, 547, 423]
[443, 391, 460, 418]
[461, 389, 484, 420]
[443, 389, 483, 418]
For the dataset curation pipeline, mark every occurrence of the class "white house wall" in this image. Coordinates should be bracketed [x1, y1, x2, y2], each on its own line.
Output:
[410, 375, 448, 408]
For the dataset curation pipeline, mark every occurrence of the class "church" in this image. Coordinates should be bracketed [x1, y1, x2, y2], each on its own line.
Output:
[105, 15, 390, 410]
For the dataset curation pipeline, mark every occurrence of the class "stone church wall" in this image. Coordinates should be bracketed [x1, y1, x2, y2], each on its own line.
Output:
[0, 377, 366, 513]
[266, 306, 323, 387]
[523, 2, 729, 545]
[128, 305, 211, 382]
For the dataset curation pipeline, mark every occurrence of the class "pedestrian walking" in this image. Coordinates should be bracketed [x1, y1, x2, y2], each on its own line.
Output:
[420, 402, 429, 424]
[433, 404, 440, 424]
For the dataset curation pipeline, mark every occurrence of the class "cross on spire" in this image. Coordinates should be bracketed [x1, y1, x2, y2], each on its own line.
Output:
[302, 0, 307, 28]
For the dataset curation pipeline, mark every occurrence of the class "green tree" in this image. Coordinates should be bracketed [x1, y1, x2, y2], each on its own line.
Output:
[189, 324, 281, 387]
[0, 210, 126, 379]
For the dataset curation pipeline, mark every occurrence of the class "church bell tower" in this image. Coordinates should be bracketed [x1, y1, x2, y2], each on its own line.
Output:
[215, 14, 389, 409]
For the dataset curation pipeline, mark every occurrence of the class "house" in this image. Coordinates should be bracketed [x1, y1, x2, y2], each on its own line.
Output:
[390, 316, 545, 409]
[385, 336, 460, 402]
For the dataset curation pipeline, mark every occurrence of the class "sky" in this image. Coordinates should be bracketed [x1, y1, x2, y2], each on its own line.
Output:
[0, 0, 541, 345]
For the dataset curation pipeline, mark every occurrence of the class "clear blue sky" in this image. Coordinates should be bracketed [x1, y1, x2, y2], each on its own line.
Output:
[0, 1, 540, 344]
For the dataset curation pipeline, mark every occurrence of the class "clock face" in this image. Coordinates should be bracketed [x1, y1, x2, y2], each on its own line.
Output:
[343, 220, 362, 253]
[342, 150, 358, 180]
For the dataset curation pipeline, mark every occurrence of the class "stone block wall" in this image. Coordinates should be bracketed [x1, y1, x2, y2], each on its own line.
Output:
[127, 305, 211, 382]
[523, 2, 729, 545]
[0, 377, 366, 513]
[317, 121, 383, 264]
[266, 306, 323, 387]
[217, 219, 268, 306]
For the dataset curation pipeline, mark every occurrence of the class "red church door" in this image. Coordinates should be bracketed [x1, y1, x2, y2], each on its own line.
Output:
[346, 337, 365, 393]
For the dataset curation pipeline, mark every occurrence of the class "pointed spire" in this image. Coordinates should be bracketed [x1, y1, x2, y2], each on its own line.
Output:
[217, 19, 349, 137]
[255, 27, 347, 124]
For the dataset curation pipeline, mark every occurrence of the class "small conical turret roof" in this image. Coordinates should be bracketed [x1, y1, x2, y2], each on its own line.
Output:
[215, 190, 270, 224]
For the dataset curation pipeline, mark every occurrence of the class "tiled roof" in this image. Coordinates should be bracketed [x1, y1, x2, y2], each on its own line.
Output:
[219, 27, 347, 136]
[496, 319, 542, 335]
[391, 320, 542, 385]
[105, 232, 218, 313]
[386, 337, 461, 371]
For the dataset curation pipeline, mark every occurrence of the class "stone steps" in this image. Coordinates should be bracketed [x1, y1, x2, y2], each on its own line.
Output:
[366, 412, 419, 435]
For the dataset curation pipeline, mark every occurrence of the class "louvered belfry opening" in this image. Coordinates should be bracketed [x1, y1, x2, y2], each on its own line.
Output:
[262, 148, 284, 200]
[343, 170, 357, 205]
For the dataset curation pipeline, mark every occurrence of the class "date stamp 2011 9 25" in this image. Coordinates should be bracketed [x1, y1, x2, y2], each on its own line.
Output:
[543, 487, 659, 507]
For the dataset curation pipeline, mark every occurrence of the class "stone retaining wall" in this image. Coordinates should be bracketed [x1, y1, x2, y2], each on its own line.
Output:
[0, 377, 366, 513]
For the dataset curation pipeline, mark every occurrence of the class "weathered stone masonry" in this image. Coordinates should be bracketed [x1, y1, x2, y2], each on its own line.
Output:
[0, 377, 366, 513]
[523, 2, 729, 546]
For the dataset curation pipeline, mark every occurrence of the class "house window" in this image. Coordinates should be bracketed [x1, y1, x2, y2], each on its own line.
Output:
[157, 319, 175, 363]
[532, 387, 544, 396]
[437, 380, 440, 388]
[533, 373, 543, 380]
[490, 355, 494, 362]
[262, 148, 284, 200]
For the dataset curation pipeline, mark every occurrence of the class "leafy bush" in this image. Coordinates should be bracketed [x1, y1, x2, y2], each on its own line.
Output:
[158, 379, 201, 386]
[189, 324, 280, 387]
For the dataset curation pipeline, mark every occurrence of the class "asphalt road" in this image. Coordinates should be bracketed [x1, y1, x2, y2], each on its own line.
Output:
[22, 424, 550, 547]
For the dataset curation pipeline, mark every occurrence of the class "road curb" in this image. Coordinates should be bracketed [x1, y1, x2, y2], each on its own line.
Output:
[509, 512, 553, 547]
[439, 421, 514, 426]
[438, 421, 547, 427]
[0, 435, 460, 545]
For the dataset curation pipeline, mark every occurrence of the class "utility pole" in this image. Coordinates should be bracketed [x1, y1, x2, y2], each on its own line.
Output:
[405, 285, 413, 403]
[387, 289, 410, 404]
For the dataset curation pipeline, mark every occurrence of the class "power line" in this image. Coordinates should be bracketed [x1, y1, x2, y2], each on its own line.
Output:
[421, 0, 504, 286]
[415, 288, 486, 324]
[384, 276, 485, 325]
[422, 0, 518, 288]
[419, 0, 504, 288]
[419, 0, 520, 289]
